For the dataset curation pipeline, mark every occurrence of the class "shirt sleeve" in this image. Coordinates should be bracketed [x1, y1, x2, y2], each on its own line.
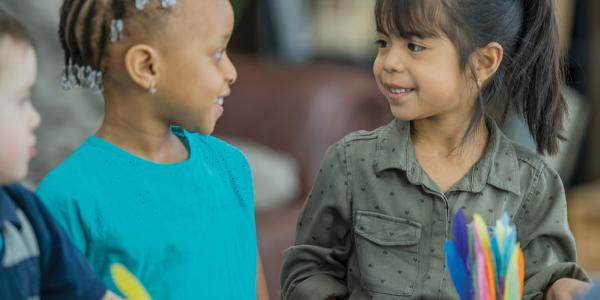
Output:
[281, 141, 352, 300]
[515, 162, 589, 300]
[227, 144, 255, 210]
[18, 186, 106, 300]
[36, 179, 89, 255]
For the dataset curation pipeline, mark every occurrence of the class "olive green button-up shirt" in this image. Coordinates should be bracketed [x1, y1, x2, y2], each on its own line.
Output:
[281, 119, 588, 300]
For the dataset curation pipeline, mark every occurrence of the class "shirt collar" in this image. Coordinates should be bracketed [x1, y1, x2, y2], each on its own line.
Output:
[374, 119, 411, 174]
[0, 186, 22, 227]
[484, 119, 521, 196]
[374, 118, 521, 196]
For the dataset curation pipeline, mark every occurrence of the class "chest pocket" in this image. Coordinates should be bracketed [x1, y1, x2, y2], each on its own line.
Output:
[354, 210, 421, 296]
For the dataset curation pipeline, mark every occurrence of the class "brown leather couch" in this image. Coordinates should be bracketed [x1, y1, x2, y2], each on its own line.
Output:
[215, 55, 392, 299]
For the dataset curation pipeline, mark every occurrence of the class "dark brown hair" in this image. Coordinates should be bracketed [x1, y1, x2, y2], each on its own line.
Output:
[0, 5, 34, 47]
[375, 0, 565, 155]
[58, 0, 170, 77]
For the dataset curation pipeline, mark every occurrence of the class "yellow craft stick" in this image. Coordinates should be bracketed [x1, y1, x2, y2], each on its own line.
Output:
[110, 263, 152, 300]
[474, 214, 497, 300]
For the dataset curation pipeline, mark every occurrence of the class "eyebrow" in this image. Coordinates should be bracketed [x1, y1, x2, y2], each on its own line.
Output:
[377, 29, 426, 40]
[17, 85, 33, 97]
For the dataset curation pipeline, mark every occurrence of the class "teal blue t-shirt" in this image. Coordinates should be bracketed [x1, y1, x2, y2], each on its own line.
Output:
[36, 129, 257, 299]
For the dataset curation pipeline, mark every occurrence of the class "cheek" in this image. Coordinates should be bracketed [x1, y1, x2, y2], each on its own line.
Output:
[181, 63, 223, 97]
[372, 56, 386, 89]
[0, 125, 28, 177]
[417, 62, 462, 100]
[0, 119, 27, 148]
[373, 55, 385, 79]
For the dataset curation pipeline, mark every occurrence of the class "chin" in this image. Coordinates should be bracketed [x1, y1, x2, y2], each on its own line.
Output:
[177, 119, 216, 136]
[0, 169, 27, 184]
[198, 129, 215, 136]
[197, 123, 217, 136]
[390, 108, 415, 122]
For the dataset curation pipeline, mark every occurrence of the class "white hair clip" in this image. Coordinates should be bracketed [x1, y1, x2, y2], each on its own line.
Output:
[67, 62, 78, 87]
[60, 59, 103, 93]
[111, 19, 124, 42]
[161, 0, 176, 8]
[60, 65, 73, 90]
[135, 0, 150, 10]
[90, 70, 104, 94]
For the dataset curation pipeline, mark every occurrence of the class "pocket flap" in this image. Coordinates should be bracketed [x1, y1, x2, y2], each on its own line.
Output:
[355, 210, 421, 246]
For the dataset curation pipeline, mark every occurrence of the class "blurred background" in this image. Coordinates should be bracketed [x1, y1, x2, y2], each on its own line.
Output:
[2, 1, 599, 298]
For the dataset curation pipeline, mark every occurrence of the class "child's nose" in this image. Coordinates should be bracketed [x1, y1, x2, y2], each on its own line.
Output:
[224, 57, 238, 85]
[30, 104, 41, 130]
[383, 48, 408, 73]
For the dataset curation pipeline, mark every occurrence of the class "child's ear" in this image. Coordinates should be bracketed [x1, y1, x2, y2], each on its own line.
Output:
[124, 44, 160, 92]
[472, 42, 504, 84]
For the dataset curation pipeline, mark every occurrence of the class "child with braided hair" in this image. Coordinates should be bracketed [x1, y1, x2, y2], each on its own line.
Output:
[37, 0, 268, 298]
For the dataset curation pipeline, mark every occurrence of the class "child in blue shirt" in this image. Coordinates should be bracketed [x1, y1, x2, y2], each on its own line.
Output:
[36, 0, 268, 298]
[0, 6, 119, 300]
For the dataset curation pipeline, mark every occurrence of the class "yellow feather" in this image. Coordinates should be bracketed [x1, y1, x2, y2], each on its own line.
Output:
[110, 263, 152, 300]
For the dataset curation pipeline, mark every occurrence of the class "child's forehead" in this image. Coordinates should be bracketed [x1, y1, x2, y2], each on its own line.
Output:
[0, 36, 34, 60]
[159, 0, 234, 44]
[0, 39, 36, 91]
[177, 0, 233, 27]
[0, 38, 19, 78]
[375, 0, 449, 40]
[133, 0, 233, 42]
[0, 36, 18, 60]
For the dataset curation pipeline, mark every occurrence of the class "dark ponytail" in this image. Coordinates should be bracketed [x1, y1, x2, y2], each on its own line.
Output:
[375, 0, 565, 155]
[503, 0, 565, 155]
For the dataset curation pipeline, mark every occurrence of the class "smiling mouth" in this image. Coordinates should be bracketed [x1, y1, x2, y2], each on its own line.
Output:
[29, 146, 38, 157]
[388, 87, 415, 94]
[215, 98, 224, 106]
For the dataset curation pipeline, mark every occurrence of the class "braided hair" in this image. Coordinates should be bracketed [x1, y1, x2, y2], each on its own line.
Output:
[59, 0, 176, 93]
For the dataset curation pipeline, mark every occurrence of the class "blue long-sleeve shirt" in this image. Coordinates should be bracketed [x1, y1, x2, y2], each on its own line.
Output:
[0, 183, 106, 300]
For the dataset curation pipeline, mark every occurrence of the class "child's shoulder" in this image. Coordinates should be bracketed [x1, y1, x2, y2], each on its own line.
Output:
[185, 132, 249, 165]
[507, 138, 556, 176]
[3, 184, 52, 230]
[326, 119, 398, 158]
[337, 119, 395, 147]
[188, 132, 240, 151]
[496, 132, 562, 195]
[37, 137, 99, 197]
[2, 183, 37, 210]
[511, 142, 544, 169]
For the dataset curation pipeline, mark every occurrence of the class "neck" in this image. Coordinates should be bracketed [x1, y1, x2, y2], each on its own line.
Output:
[97, 86, 188, 163]
[411, 114, 488, 158]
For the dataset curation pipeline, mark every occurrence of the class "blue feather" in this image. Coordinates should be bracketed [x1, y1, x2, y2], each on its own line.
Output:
[501, 212, 510, 227]
[491, 235, 503, 296]
[445, 240, 473, 300]
[502, 228, 516, 275]
[454, 209, 470, 265]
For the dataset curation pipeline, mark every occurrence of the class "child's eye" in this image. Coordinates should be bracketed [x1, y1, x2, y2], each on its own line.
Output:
[214, 49, 226, 60]
[19, 97, 31, 107]
[374, 39, 389, 49]
[407, 43, 425, 52]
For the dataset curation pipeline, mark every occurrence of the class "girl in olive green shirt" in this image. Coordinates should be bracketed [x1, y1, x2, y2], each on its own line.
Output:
[281, 0, 589, 299]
